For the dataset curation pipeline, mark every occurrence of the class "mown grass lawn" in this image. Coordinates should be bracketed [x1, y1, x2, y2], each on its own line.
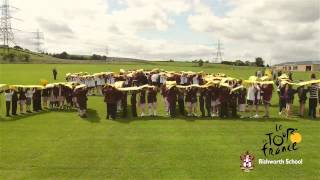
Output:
[0, 62, 319, 179]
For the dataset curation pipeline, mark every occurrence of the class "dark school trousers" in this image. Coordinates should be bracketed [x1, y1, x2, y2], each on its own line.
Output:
[219, 102, 229, 118]
[6, 101, 11, 116]
[178, 96, 185, 116]
[107, 103, 117, 119]
[12, 100, 17, 115]
[309, 98, 318, 118]
[199, 96, 205, 117]
[205, 98, 211, 117]
[169, 101, 176, 118]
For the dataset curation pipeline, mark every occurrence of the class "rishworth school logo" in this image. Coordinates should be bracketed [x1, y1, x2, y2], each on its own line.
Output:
[261, 124, 302, 158]
[240, 151, 255, 172]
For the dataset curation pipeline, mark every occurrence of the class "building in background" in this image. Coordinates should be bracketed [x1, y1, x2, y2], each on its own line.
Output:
[273, 61, 320, 72]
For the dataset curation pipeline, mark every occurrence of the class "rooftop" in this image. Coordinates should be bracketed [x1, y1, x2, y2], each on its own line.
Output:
[274, 61, 320, 66]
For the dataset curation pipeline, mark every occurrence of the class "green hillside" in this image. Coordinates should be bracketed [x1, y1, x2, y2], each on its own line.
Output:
[0, 48, 152, 64]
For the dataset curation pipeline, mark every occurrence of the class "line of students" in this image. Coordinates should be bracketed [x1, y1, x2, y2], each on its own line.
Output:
[4, 88, 40, 116]
[2, 84, 88, 118]
[2, 71, 319, 120]
[99, 72, 319, 120]
[277, 74, 320, 118]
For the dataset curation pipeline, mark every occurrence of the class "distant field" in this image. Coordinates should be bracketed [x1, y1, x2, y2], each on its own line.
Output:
[0, 62, 319, 179]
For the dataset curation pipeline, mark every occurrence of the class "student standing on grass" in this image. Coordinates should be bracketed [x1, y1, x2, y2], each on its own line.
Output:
[33, 89, 42, 112]
[58, 85, 65, 109]
[26, 88, 35, 113]
[219, 86, 230, 118]
[11, 89, 18, 116]
[278, 83, 287, 116]
[52, 68, 58, 80]
[4, 89, 13, 117]
[237, 80, 247, 114]
[185, 87, 192, 116]
[199, 87, 206, 117]
[42, 88, 49, 109]
[247, 83, 260, 118]
[161, 85, 169, 115]
[276, 80, 286, 115]
[177, 89, 185, 116]
[131, 90, 138, 117]
[297, 84, 308, 117]
[190, 87, 198, 117]
[130, 80, 138, 117]
[121, 91, 128, 118]
[204, 87, 212, 117]
[229, 85, 239, 118]
[261, 84, 273, 118]
[284, 84, 296, 118]
[167, 86, 178, 118]
[65, 87, 73, 109]
[103, 85, 119, 120]
[53, 86, 59, 108]
[211, 85, 220, 117]
[308, 74, 319, 119]
[18, 88, 26, 114]
[48, 88, 55, 109]
[74, 87, 88, 118]
[139, 89, 147, 117]
[147, 87, 158, 116]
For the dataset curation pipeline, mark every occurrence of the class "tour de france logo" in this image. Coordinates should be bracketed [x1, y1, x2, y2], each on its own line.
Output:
[240, 151, 255, 172]
[240, 124, 302, 172]
[261, 124, 302, 157]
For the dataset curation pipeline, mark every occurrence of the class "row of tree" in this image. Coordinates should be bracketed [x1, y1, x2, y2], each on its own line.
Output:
[0, 52, 30, 62]
[190, 57, 266, 67]
[51, 52, 107, 60]
[221, 57, 265, 67]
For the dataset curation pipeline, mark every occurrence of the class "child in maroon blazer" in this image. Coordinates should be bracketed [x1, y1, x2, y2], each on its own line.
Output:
[147, 87, 158, 116]
[261, 84, 274, 118]
[139, 89, 147, 116]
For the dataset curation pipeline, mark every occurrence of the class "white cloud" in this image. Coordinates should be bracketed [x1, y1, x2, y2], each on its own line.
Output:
[188, 0, 320, 64]
[6, 0, 320, 64]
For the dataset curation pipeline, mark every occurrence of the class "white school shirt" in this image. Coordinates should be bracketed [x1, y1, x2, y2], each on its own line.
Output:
[5, 92, 13, 101]
[107, 77, 115, 84]
[89, 79, 96, 87]
[247, 85, 260, 101]
[192, 76, 199, 85]
[26, 90, 35, 98]
[96, 77, 101, 86]
[151, 74, 159, 83]
[160, 76, 166, 84]
[100, 77, 106, 85]
[180, 76, 188, 84]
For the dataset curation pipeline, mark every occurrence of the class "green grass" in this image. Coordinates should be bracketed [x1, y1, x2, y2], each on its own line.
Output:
[0, 62, 319, 179]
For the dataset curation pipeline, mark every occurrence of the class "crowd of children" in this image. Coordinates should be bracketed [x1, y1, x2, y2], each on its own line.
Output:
[2, 83, 89, 118]
[2, 69, 319, 120]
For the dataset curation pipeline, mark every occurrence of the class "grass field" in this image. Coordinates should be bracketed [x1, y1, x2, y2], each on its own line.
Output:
[0, 62, 319, 179]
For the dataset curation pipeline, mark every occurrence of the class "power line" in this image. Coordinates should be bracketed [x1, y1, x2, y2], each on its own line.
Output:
[0, 0, 17, 50]
[32, 29, 44, 53]
[214, 40, 224, 63]
[105, 46, 109, 63]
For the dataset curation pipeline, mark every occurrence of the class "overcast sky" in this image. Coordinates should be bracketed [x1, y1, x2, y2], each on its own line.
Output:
[10, 0, 320, 64]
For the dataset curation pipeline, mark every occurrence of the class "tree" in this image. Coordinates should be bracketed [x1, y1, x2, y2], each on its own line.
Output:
[198, 59, 204, 67]
[5, 53, 16, 62]
[255, 57, 265, 67]
[24, 54, 30, 62]
[235, 60, 245, 66]
[60, 52, 69, 59]
[14, 45, 23, 50]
